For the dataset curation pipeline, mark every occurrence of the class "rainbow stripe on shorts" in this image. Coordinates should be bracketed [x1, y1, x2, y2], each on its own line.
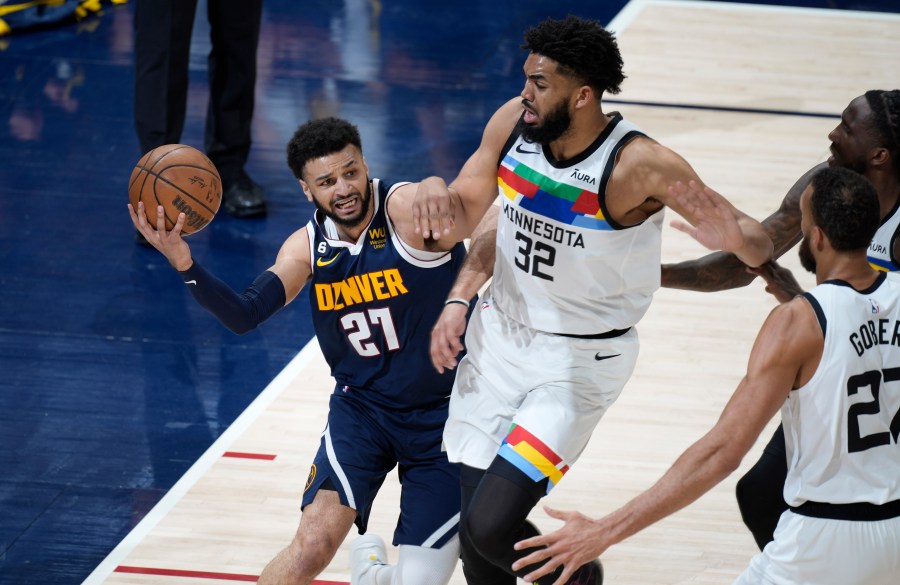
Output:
[498, 424, 570, 493]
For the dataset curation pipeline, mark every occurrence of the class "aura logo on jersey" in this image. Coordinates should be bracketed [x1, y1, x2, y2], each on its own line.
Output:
[314, 268, 408, 310]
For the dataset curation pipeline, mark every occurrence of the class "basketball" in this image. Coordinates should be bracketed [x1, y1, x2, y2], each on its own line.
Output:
[129, 144, 222, 235]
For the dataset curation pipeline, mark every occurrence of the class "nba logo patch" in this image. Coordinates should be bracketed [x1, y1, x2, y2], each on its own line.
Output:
[869, 298, 881, 314]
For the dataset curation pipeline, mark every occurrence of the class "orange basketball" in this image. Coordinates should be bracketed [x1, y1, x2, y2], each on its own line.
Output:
[129, 144, 222, 235]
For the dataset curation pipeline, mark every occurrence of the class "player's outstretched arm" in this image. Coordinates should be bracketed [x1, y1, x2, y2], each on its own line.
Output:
[129, 202, 306, 334]
[661, 163, 821, 291]
[430, 205, 498, 373]
[511, 298, 818, 585]
[667, 180, 773, 268]
[412, 98, 520, 240]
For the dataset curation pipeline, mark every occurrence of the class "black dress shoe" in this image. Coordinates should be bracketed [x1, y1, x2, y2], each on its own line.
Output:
[222, 172, 267, 218]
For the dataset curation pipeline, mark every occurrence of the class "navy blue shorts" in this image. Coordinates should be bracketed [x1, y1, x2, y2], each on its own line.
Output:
[301, 387, 460, 548]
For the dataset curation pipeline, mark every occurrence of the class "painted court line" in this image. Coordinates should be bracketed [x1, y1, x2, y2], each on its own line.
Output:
[114, 566, 347, 585]
[81, 340, 322, 585]
[222, 451, 278, 460]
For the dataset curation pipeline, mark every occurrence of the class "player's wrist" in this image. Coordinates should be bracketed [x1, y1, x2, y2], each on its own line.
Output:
[444, 297, 471, 309]
[174, 257, 194, 273]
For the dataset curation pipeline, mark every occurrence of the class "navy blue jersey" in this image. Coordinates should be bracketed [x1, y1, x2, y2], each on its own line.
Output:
[306, 179, 467, 410]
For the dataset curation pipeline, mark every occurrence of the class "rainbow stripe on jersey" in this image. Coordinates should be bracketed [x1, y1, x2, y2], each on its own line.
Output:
[498, 424, 570, 493]
[498, 154, 612, 230]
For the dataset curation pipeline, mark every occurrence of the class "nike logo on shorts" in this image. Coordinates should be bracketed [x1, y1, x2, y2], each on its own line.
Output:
[184, 280, 197, 285]
[594, 353, 621, 361]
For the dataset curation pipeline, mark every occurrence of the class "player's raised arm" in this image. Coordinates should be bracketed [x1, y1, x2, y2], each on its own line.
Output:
[615, 140, 773, 268]
[661, 163, 821, 291]
[412, 98, 521, 240]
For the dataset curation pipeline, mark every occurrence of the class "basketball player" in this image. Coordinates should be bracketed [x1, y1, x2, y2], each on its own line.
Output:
[128, 117, 494, 585]
[513, 167, 900, 585]
[661, 89, 900, 550]
[413, 16, 773, 585]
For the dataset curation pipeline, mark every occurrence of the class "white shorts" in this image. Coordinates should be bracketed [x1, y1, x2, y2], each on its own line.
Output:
[443, 291, 639, 491]
[733, 510, 900, 585]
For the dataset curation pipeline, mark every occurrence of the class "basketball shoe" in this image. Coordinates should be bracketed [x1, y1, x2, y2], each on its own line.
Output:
[350, 533, 389, 585]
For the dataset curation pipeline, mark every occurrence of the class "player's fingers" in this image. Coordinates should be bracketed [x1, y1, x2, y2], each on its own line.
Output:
[669, 219, 697, 238]
[155, 205, 168, 233]
[412, 203, 425, 236]
[171, 212, 186, 237]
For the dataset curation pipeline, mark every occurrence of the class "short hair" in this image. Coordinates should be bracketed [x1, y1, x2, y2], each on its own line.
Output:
[522, 15, 625, 97]
[808, 167, 879, 251]
[286, 117, 362, 180]
[864, 89, 900, 176]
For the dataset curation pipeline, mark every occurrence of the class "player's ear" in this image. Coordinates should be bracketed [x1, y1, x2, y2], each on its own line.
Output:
[573, 85, 594, 110]
[299, 179, 313, 202]
[870, 146, 890, 169]
[811, 225, 827, 251]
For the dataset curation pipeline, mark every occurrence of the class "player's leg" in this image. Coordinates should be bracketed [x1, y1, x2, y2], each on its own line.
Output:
[352, 401, 462, 585]
[257, 488, 356, 584]
[263, 391, 395, 584]
[458, 464, 518, 585]
[464, 457, 603, 584]
[735, 424, 788, 549]
[444, 297, 635, 583]
[351, 535, 461, 585]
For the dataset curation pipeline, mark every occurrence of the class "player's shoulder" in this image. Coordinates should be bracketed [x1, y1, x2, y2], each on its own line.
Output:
[280, 224, 313, 257]
[483, 98, 523, 141]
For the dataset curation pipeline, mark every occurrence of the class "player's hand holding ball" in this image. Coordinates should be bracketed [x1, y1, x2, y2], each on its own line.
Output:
[127, 144, 222, 270]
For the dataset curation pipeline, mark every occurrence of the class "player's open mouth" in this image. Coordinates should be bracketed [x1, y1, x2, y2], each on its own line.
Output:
[335, 196, 358, 210]
[522, 105, 538, 124]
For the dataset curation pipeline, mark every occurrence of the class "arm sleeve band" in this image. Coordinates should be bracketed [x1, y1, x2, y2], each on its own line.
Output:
[178, 261, 287, 335]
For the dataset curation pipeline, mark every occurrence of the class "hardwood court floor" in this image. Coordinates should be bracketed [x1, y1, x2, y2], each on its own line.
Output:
[77, 1, 900, 584]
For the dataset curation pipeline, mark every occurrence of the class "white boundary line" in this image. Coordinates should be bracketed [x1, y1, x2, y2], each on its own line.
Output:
[609, 0, 650, 33]
[630, 0, 900, 22]
[81, 339, 322, 585]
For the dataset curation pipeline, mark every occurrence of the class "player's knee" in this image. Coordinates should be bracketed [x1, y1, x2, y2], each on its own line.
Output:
[293, 532, 341, 576]
[462, 508, 509, 564]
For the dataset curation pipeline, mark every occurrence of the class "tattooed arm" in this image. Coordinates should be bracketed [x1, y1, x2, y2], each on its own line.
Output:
[660, 163, 824, 292]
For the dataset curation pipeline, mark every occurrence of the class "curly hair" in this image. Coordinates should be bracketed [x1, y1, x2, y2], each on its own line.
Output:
[286, 117, 362, 180]
[809, 167, 879, 251]
[865, 89, 900, 176]
[522, 15, 625, 96]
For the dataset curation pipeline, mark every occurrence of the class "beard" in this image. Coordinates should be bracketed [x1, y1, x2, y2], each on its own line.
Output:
[521, 99, 572, 144]
[829, 145, 867, 174]
[315, 181, 372, 229]
[799, 235, 816, 274]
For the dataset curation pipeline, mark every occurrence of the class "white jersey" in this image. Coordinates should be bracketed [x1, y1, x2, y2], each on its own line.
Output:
[783, 272, 900, 507]
[867, 198, 900, 272]
[491, 113, 663, 334]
